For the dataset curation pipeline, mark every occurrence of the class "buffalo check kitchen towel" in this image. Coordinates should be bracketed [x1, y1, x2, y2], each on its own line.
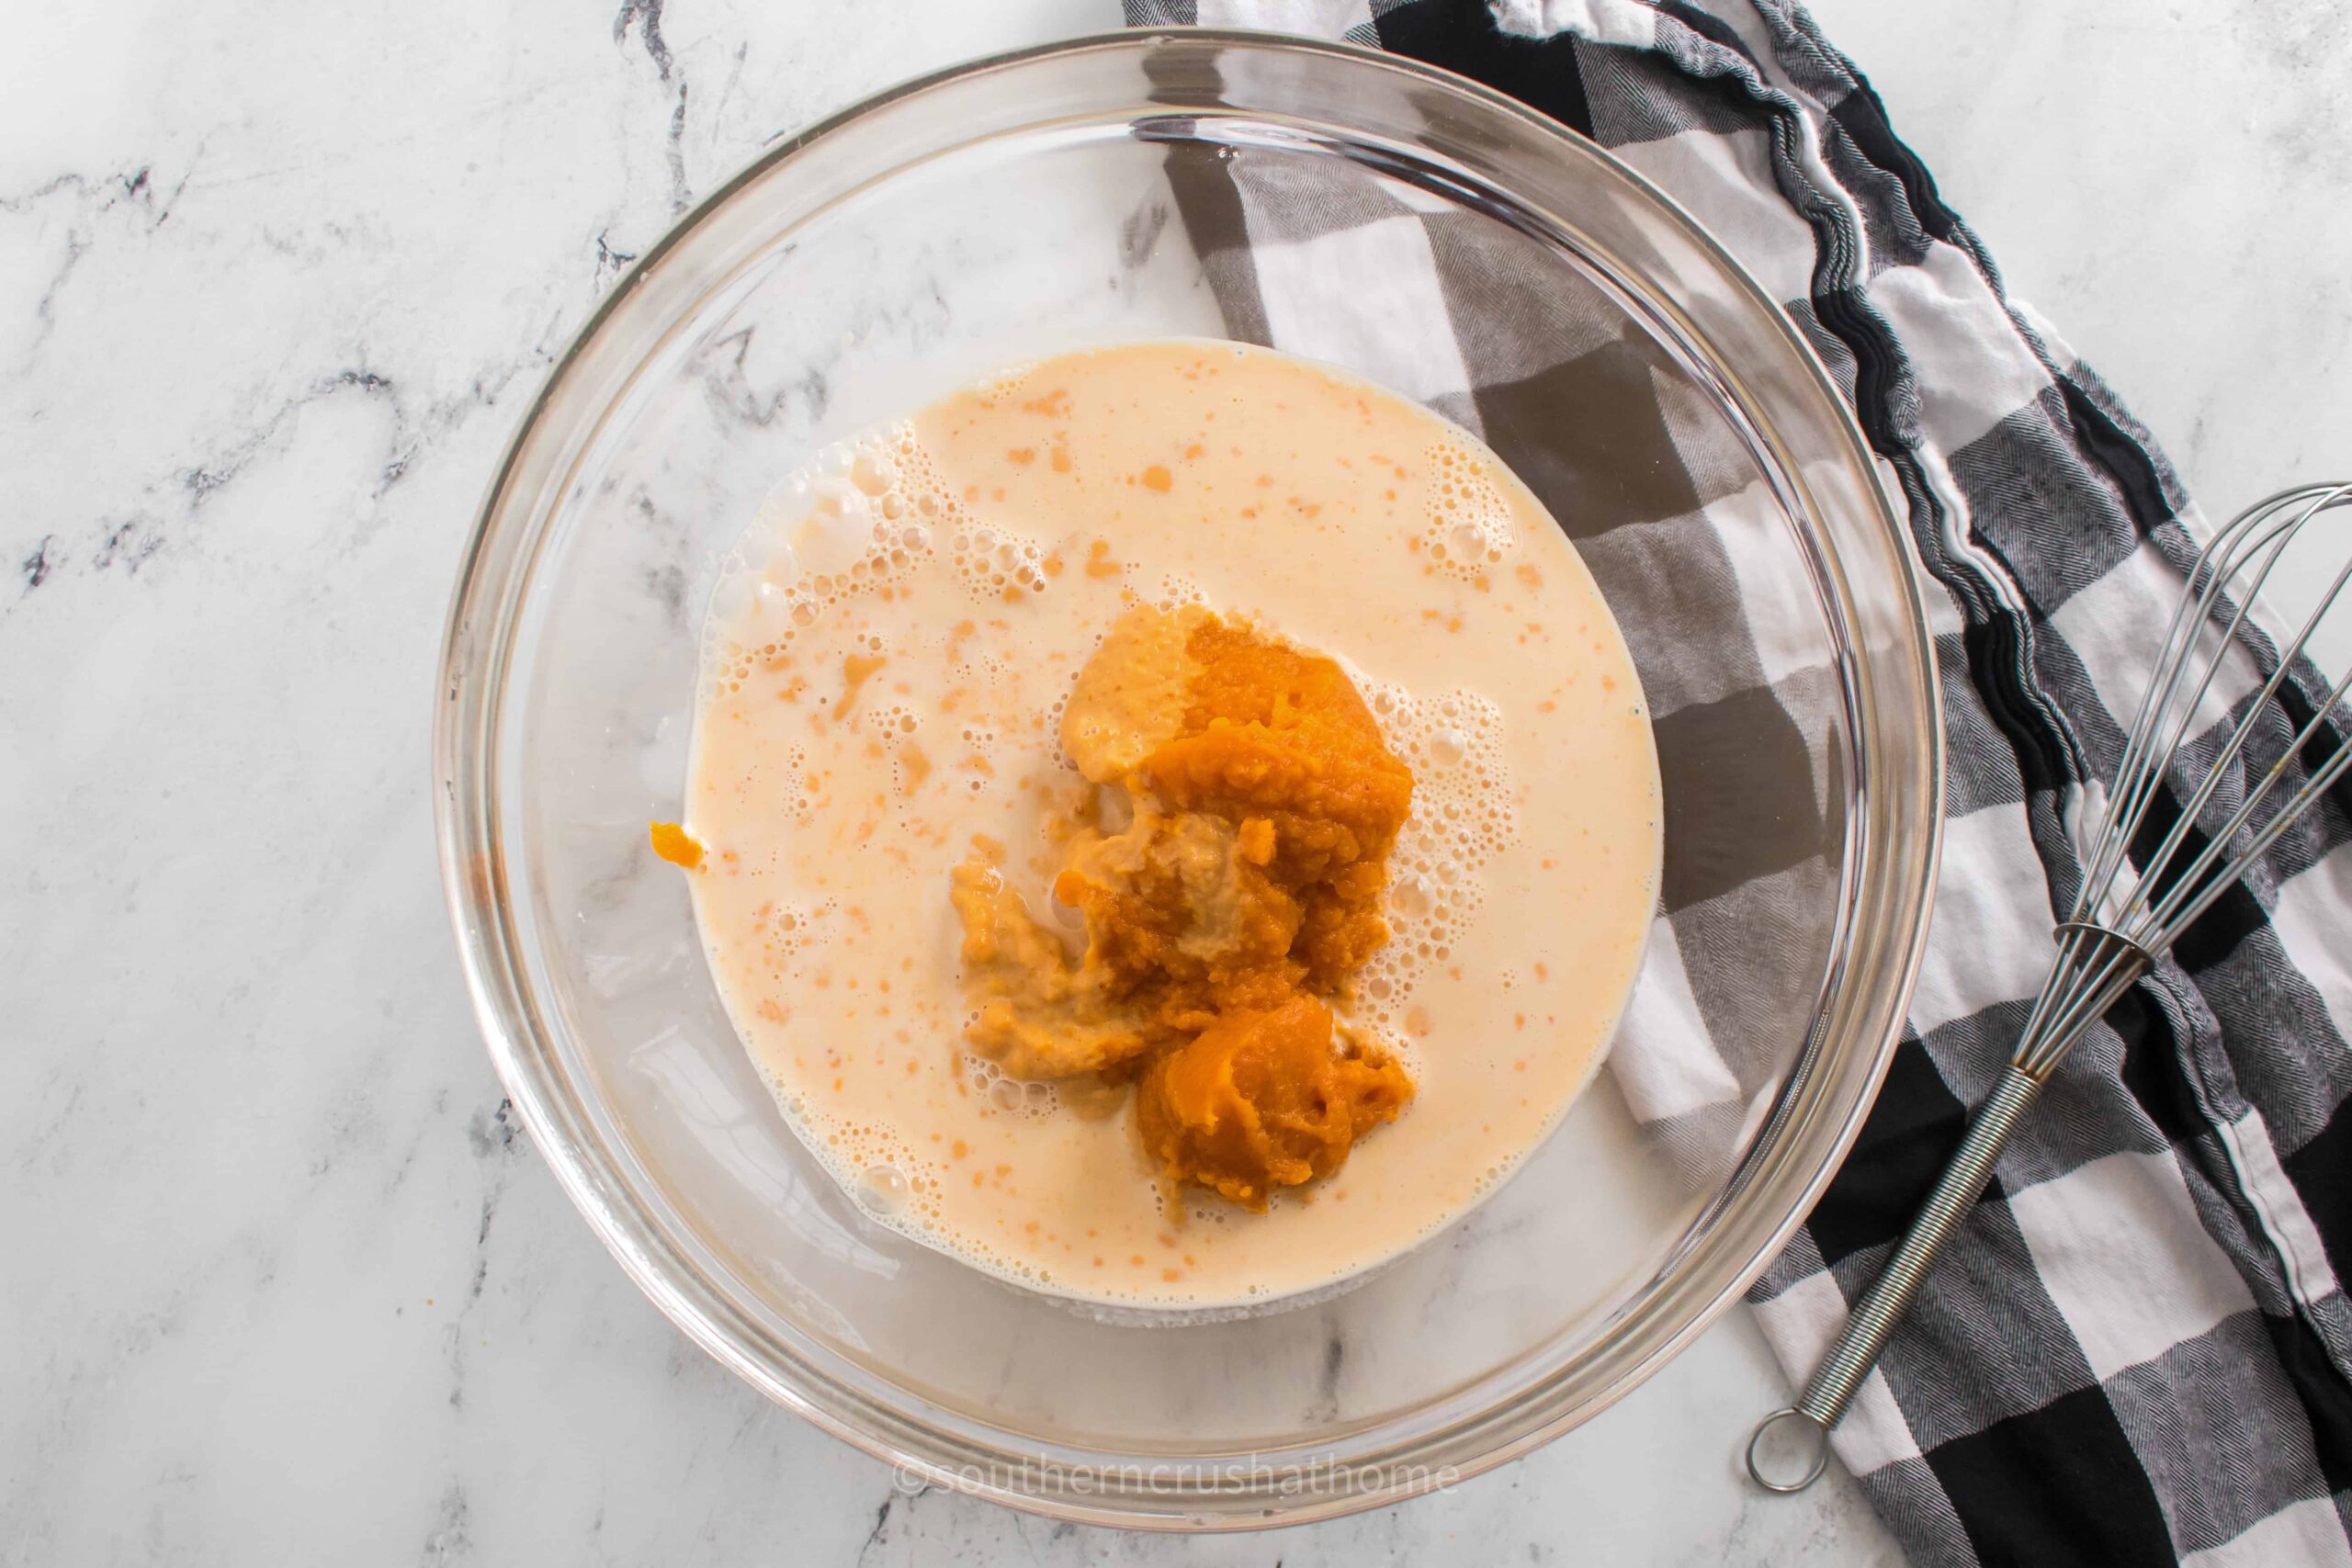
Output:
[1129, 1, 2352, 1563]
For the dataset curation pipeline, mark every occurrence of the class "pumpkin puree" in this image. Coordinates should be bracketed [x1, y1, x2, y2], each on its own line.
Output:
[949, 604, 1418, 1210]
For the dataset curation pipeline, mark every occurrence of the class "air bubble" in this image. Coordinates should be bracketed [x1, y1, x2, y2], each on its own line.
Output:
[856, 1164, 910, 1215]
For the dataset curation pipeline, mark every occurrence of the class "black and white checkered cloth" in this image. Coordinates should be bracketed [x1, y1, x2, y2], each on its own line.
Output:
[1128, 2, 2352, 1562]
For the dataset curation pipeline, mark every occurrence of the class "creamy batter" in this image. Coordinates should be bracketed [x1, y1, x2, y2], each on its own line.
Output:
[673, 341, 1660, 1309]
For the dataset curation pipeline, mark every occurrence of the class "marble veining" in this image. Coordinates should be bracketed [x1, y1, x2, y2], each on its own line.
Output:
[6, 0, 2342, 1561]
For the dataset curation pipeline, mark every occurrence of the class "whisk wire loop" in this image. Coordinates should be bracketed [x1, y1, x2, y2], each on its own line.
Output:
[2081, 485, 2352, 944]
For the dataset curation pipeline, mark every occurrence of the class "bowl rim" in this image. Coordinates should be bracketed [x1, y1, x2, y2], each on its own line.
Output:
[434, 25, 1945, 1529]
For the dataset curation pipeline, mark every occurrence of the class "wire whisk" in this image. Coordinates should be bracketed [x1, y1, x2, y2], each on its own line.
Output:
[1748, 482, 2352, 1493]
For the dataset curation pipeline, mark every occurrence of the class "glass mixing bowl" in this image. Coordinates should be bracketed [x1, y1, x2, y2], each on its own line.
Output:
[435, 29, 1940, 1529]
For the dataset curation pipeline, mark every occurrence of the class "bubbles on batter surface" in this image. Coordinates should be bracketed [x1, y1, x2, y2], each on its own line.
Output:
[698, 423, 958, 685]
[1144, 573, 1206, 613]
[962, 1053, 1066, 1121]
[1351, 680, 1519, 1041]
[777, 1065, 1082, 1288]
[1419, 439, 1516, 583]
[948, 522, 1051, 604]
[970, 363, 1037, 404]
[753, 890, 836, 983]
[772, 1077, 945, 1224]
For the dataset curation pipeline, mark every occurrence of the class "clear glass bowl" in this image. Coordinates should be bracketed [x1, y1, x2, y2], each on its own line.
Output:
[435, 30, 1940, 1529]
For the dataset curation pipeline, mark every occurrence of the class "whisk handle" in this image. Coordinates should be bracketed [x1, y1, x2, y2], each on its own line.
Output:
[1747, 1065, 2045, 1492]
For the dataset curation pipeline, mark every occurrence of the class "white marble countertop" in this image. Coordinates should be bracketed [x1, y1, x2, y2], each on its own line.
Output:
[6, 2, 2343, 1562]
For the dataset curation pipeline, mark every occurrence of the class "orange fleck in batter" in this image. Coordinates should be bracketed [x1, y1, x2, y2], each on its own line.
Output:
[833, 653, 888, 720]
